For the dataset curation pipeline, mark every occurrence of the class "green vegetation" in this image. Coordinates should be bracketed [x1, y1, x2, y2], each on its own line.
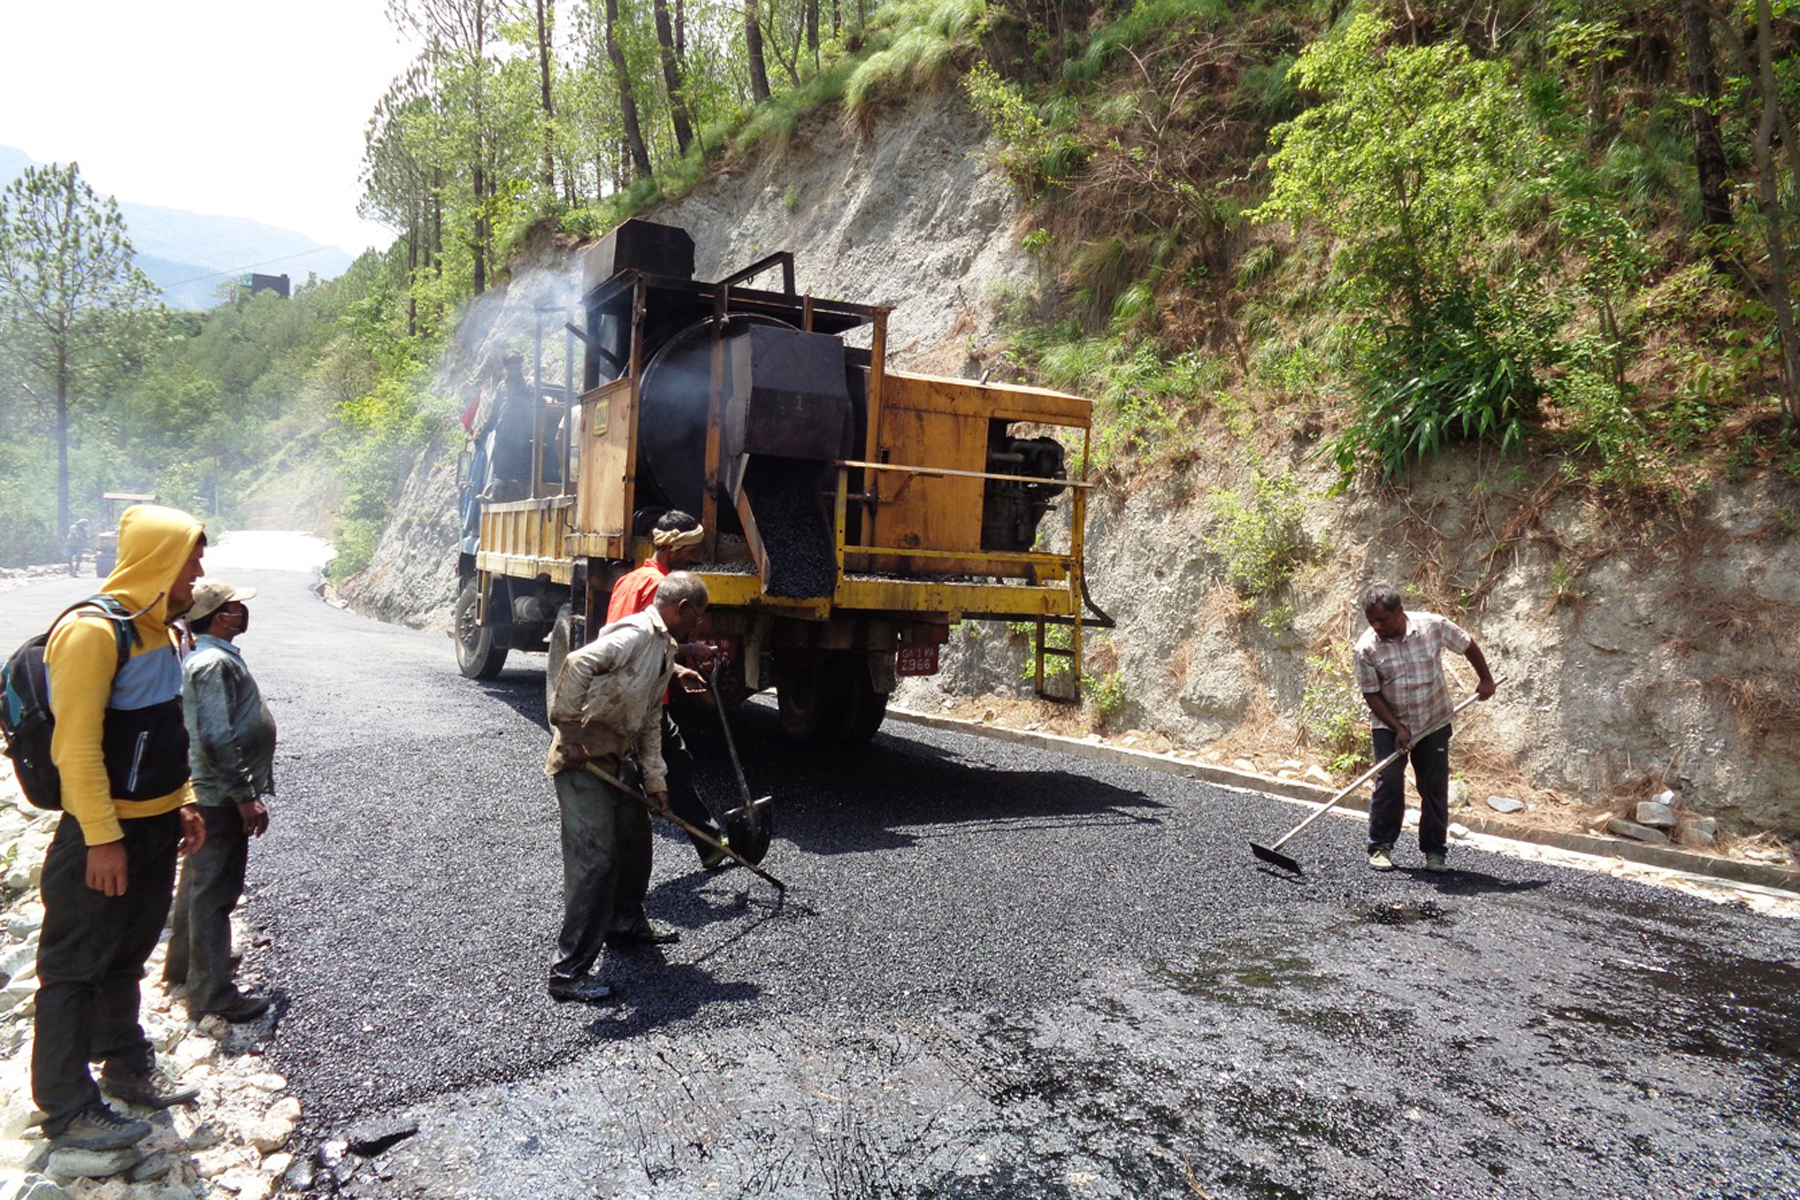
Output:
[1297, 650, 1370, 776]
[968, 0, 1800, 497]
[1204, 462, 1315, 599]
[6, 0, 1799, 580]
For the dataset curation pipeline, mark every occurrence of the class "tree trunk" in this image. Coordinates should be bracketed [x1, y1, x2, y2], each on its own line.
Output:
[745, 0, 771, 103]
[653, 0, 694, 154]
[56, 343, 69, 539]
[472, 159, 487, 295]
[1683, 0, 1732, 231]
[1751, 0, 1800, 423]
[806, 0, 819, 70]
[535, 0, 558, 192]
[605, 0, 653, 178]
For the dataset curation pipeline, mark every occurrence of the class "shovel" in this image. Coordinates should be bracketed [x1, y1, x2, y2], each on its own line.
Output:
[579, 761, 787, 894]
[707, 667, 774, 867]
[1250, 691, 1485, 874]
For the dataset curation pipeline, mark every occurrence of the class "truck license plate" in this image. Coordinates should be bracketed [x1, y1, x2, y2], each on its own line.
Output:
[896, 644, 940, 677]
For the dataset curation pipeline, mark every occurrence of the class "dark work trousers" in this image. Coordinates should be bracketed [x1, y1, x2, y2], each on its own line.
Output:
[1367, 725, 1453, 854]
[608, 709, 720, 935]
[33, 809, 181, 1132]
[663, 709, 721, 861]
[164, 803, 250, 1012]
[552, 766, 648, 983]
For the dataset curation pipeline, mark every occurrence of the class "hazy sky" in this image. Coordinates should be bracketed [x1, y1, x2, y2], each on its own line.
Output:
[0, 0, 420, 255]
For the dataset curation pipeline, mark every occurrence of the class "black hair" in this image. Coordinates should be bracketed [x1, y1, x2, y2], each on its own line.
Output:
[190, 606, 226, 634]
[1363, 583, 1404, 613]
[653, 510, 701, 534]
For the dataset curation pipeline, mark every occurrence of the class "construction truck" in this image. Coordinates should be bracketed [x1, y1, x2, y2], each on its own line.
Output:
[453, 219, 1104, 741]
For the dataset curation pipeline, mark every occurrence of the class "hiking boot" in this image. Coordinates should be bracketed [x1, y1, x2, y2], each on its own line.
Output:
[101, 1067, 200, 1110]
[197, 993, 271, 1023]
[607, 921, 680, 947]
[49, 1102, 153, 1151]
[547, 976, 617, 1004]
[1424, 851, 1449, 873]
[1368, 847, 1396, 872]
[700, 837, 734, 871]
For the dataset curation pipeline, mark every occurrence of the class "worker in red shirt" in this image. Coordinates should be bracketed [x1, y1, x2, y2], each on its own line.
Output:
[603, 510, 729, 947]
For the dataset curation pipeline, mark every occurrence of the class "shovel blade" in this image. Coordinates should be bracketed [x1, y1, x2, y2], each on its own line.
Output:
[1250, 842, 1303, 874]
[725, 796, 773, 866]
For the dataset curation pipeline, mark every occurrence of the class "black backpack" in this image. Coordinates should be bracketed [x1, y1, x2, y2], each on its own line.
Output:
[0, 596, 140, 811]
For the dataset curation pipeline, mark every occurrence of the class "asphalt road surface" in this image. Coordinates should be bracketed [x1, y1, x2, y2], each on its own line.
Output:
[5, 548, 1797, 1199]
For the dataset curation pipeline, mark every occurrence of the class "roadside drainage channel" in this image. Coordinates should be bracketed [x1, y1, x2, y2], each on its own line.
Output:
[886, 706, 1800, 903]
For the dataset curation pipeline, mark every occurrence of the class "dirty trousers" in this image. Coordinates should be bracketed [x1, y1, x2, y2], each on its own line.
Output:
[1367, 725, 1453, 854]
[165, 804, 251, 1012]
[552, 766, 650, 983]
[33, 809, 180, 1131]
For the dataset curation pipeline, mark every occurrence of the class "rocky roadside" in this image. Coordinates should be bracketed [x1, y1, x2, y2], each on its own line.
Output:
[0, 779, 303, 1200]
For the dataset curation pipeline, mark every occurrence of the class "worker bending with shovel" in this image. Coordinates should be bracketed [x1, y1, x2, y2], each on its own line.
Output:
[544, 571, 709, 1004]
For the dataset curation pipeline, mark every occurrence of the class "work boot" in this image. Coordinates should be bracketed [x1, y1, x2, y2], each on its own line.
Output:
[49, 1102, 153, 1151]
[547, 976, 618, 1004]
[1424, 851, 1449, 873]
[700, 836, 734, 871]
[101, 1066, 201, 1110]
[1368, 847, 1396, 872]
[197, 992, 271, 1023]
[608, 921, 680, 947]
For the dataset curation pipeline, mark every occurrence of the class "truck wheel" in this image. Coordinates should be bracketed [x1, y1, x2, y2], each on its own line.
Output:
[776, 650, 888, 742]
[775, 650, 833, 741]
[454, 581, 509, 680]
[544, 604, 574, 720]
[841, 673, 889, 743]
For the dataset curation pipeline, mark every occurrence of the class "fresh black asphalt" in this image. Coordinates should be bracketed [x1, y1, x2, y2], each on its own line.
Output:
[5, 564, 1796, 1199]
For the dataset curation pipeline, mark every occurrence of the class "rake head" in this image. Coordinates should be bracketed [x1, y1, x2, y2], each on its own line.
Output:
[1250, 842, 1303, 874]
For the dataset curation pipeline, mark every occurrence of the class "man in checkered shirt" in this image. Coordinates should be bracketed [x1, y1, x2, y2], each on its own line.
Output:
[1354, 584, 1497, 873]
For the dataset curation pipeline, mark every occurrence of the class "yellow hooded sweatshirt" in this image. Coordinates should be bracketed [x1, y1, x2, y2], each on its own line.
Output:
[47, 504, 204, 845]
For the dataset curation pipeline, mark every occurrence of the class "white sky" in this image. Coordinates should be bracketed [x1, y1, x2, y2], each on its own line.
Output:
[0, 0, 421, 253]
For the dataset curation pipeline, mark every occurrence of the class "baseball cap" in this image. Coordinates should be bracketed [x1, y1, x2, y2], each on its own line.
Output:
[186, 578, 257, 623]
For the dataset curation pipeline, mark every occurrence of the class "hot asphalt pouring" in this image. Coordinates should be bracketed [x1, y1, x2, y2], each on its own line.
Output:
[3, 564, 1795, 1199]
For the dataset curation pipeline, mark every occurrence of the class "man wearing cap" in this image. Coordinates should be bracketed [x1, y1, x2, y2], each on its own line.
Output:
[164, 579, 277, 1022]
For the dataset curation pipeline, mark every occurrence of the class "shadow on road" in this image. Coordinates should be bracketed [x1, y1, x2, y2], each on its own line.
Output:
[1404, 867, 1552, 895]
[583, 960, 762, 1039]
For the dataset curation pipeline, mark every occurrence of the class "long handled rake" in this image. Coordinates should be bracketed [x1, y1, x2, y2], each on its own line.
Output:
[1250, 692, 1484, 874]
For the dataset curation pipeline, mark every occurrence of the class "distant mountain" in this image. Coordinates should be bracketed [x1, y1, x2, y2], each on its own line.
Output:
[1, 146, 354, 309]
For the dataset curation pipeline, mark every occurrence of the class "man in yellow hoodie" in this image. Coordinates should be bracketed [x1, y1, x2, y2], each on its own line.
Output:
[34, 504, 208, 1151]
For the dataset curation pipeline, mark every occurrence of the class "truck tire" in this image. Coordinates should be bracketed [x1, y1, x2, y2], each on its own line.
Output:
[544, 604, 574, 719]
[776, 650, 888, 742]
[775, 649, 834, 741]
[841, 673, 889, 743]
[454, 581, 509, 680]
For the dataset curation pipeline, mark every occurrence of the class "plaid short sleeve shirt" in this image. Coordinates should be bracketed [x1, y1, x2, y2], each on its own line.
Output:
[1353, 610, 1472, 734]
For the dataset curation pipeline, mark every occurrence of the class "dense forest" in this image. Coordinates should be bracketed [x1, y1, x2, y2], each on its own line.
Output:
[1, 0, 1797, 586]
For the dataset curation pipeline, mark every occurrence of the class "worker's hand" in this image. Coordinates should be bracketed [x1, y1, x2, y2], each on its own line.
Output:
[673, 663, 707, 695]
[646, 789, 671, 816]
[679, 641, 717, 669]
[1393, 724, 1413, 754]
[86, 842, 128, 896]
[239, 799, 270, 838]
[178, 805, 206, 856]
[1476, 676, 1498, 700]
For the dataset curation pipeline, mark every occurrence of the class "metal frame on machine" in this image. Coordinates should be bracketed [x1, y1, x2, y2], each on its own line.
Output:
[551, 259, 1105, 697]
